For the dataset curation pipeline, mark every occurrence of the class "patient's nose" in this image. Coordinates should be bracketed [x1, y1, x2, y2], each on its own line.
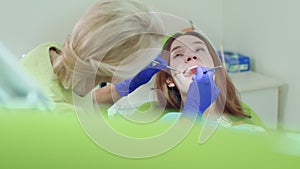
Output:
[185, 55, 198, 63]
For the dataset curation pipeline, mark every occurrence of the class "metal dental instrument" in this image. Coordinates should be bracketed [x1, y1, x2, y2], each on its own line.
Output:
[152, 59, 222, 76]
[151, 60, 181, 72]
[183, 65, 223, 77]
[203, 65, 223, 74]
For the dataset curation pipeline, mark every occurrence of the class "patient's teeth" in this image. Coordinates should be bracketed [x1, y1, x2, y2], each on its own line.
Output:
[183, 66, 198, 77]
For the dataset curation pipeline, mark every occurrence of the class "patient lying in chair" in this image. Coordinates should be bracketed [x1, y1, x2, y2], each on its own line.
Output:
[108, 31, 265, 132]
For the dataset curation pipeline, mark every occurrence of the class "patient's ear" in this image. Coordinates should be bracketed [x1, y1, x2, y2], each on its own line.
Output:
[166, 77, 175, 88]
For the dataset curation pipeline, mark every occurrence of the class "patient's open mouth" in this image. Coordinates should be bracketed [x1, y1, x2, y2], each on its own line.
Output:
[183, 66, 198, 77]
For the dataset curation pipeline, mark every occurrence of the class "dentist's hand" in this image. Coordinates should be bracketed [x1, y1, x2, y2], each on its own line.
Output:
[115, 54, 168, 97]
[182, 67, 220, 118]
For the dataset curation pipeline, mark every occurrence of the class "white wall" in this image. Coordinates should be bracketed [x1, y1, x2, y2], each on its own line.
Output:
[0, 0, 223, 58]
[223, 0, 300, 131]
[140, 0, 223, 48]
[0, 0, 99, 58]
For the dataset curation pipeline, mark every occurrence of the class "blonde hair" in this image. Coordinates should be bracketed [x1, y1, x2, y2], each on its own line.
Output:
[53, 0, 164, 94]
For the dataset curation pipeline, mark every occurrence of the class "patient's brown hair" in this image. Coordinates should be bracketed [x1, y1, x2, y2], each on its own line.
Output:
[155, 31, 250, 118]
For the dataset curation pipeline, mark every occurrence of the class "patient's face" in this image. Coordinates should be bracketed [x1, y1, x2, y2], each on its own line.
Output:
[169, 35, 214, 95]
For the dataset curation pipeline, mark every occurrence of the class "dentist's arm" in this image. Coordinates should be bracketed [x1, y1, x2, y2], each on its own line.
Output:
[93, 55, 168, 104]
[93, 84, 121, 104]
[114, 55, 168, 97]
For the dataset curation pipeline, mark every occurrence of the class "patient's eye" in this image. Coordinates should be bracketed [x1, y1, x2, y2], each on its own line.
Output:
[172, 49, 184, 59]
[174, 53, 183, 58]
[195, 48, 205, 53]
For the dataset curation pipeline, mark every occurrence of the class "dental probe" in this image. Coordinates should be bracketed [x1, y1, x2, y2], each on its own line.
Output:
[203, 65, 223, 74]
[183, 65, 223, 77]
[151, 60, 181, 72]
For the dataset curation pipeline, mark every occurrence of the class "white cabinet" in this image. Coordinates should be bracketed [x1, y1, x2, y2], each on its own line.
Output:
[229, 71, 282, 129]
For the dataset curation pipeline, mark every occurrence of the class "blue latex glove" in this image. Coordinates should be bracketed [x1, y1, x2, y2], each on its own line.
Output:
[182, 67, 220, 119]
[115, 54, 168, 96]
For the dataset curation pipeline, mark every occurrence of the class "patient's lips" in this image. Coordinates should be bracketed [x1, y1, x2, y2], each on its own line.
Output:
[183, 66, 198, 77]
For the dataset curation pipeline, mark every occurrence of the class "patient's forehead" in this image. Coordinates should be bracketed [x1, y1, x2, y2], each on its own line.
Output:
[171, 35, 205, 50]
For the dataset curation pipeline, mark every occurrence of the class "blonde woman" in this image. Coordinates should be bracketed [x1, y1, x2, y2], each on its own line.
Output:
[20, 0, 164, 105]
